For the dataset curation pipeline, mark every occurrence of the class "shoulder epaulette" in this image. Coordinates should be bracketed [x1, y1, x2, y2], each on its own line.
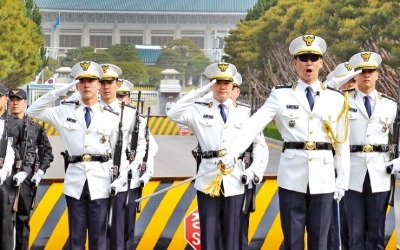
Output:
[195, 101, 213, 108]
[235, 101, 251, 108]
[275, 84, 292, 89]
[28, 117, 36, 124]
[326, 86, 344, 95]
[61, 100, 80, 106]
[380, 93, 396, 102]
[122, 103, 137, 110]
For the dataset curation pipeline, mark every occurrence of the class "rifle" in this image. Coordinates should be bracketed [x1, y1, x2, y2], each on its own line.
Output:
[108, 102, 125, 228]
[124, 91, 141, 206]
[31, 122, 46, 210]
[126, 91, 141, 163]
[386, 88, 400, 207]
[241, 87, 258, 214]
[136, 107, 151, 213]
[13, 115, 29, 213]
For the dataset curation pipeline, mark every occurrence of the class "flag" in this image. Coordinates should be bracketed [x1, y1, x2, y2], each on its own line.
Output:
[53, 17, 60, 31]
[45, 73, 59, 84]
[31, 71, 42, 84]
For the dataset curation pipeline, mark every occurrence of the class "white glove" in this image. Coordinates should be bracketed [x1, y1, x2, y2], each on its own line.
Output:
[241, 169, 255, 185]
[0, 168, 8, 185]
[385, 157, 400, 174]
[109, 176, 126, 196]
[13, 171, 28, 186]
[53, 80, 78, 97]
[220, 153, 235, 169]
[333, 187, 345, 201]
[197, 79, 216, 96]
[31, 169, 45, 187]
[139, 171, 152, 185]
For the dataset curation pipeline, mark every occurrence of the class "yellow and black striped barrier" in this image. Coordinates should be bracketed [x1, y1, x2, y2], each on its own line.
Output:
[35, 116, 193, 136]
[29, 177, 396, 249]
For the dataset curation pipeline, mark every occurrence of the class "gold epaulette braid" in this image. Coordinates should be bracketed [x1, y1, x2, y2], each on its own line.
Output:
[323, 91, 350, 153]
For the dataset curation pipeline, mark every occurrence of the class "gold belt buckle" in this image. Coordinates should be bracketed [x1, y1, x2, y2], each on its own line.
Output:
[82, 154, 92, 162]
[363, 144, 373, 152]
[218, 149, 226, 158]
[304, 141, 317, 150]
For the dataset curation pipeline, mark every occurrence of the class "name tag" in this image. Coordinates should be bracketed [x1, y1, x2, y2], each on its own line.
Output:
[67, 117, 77, 123]
[286, 105, 299, 109]
[349, 108, 357, 112]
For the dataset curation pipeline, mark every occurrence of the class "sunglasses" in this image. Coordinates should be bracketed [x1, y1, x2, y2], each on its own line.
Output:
[297, 54, 321, 62]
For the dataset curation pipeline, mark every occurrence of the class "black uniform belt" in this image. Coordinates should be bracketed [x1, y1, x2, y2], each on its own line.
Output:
[350, 144, 389, 153]
[202, 149, 226, 159]
[282, 141, 332, 151]
[68, 154, 111, 163]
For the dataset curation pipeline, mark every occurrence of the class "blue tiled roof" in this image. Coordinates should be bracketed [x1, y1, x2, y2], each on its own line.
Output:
[136, 46, 163, 64]
[36, 0, 257, 13]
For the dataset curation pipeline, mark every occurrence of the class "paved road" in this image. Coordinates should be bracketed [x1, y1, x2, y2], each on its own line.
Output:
[44, 135, 399, 246]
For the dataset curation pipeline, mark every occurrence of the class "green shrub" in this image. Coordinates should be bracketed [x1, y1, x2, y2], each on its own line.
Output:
[263, 123, 283, 141]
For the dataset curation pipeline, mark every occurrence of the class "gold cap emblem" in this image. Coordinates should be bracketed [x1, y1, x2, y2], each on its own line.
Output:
[101, 64, 109, 73]
[80, 62, 91, 71]
[361, 53, 371, 62]
[217, 63, 229, 72]
[303, 35, 315, 46]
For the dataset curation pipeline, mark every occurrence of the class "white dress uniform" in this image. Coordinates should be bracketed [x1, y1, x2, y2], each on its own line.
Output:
[168, 89, 267, 197]
[348, 91, 396, 192]
[27, 93, 118, 200]
[199, 92, 268, 183]
[169, 62, 268, 250]
[100, 99, 158, 190]
[344, 51, 395, 249]
[229, 81, 350, 194]
[99, 63, 159, 250]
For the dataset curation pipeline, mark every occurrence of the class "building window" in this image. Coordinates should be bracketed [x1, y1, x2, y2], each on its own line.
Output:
[44, 35, 51, 47]
[121, 36, 143, 45]
[59, 35, 82, 48]
[182, 37, 205, 49]
[90, 35, 112, 48]
[151, 36, 173, 46]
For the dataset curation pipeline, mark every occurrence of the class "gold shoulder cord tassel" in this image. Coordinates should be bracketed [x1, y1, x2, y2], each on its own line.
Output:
[203, 160, 234, 197]
[323, 91, 350, 153]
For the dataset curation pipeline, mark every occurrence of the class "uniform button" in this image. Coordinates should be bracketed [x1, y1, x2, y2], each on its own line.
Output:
[85, 145, 88, 148]
[86, 131, 90, 134]
[308, 158, 312, 162]
[309, 131, 313, 134]
[310, 115, 314, 120]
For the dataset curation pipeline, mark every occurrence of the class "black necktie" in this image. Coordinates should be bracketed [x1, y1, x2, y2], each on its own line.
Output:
[306, 86, 314, 110]
[84, 107, 92, 128]
[364, 96, 372, 117]
[219, 104, 227, 123]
